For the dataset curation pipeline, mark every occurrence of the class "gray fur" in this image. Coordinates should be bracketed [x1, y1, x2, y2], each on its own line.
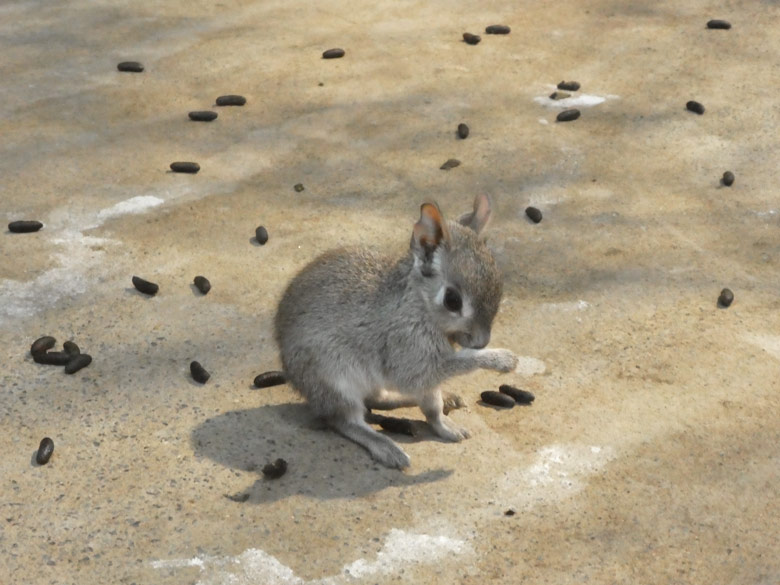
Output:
[274, 194, 518, 468]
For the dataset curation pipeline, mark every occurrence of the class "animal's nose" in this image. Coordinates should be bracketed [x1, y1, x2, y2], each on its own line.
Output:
[466, 330, 490, 349]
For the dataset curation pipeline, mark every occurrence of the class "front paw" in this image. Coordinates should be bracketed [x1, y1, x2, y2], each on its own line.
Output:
[431, 415, 471, 442]
[489, 348, 519, 373]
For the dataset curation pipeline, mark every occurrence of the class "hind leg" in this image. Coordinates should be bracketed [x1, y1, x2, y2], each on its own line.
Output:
[331, 406, 411, 469]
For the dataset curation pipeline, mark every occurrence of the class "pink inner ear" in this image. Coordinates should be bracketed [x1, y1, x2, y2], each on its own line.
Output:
[414, 202, 449, 248]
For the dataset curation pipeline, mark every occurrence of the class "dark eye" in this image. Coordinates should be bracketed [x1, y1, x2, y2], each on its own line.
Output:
[443, 287, 462, 312]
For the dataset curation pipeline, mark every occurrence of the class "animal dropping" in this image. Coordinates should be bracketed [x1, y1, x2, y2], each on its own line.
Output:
[294, 183, 305, 192]
[480, 390, 515, 408]
[722, 171, 735, 186]
[188, 111, 218, 122]
[462, 33, 481, 45]
[255, 226, 269, 245]
[65, 354, 92, 374]
[485, 25, 511, 34]
[262, 458, 288, 479]
[549, 91, 570, 100]
[170, 162, 200, 174]
[557, 81, 580, 91]
[63, 341, 80, 356]
[499, 384, 535, 404]
[440, 158, 461, 170]
[457, 123, 469, 139]
[34, 351, 71, 366]
[707, 19, 731, 29]
[216, 95, 246, 106]
[117, 61, 144, 72]
[525, 206, 543, 223]
[193, 276, 211, 295]
[686, 100, 705, 115]
[31, 336, 56, 356]
[254, 371, 286, 388]
[557, 109, 581, 122]
[322, 48, 345, 59]
[132, 276, 159, 296]
[9, 220, 43, 233]
[718, 288, 734, 308]
[36, 438, 55, 465]
[190, 361, 210, 384]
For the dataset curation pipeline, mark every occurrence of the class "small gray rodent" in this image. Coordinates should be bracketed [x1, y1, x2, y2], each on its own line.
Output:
[274, 195, 518, 468]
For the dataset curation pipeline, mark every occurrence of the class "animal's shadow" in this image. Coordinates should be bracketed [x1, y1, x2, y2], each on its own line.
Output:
[191, 403, 452, 503]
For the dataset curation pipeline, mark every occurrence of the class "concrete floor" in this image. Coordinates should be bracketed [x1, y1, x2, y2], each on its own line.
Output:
[1, 0, 779, 583]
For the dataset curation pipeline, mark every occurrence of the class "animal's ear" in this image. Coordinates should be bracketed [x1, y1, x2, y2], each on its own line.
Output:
[413, 202, 449, 251]
[457, 193, 492, 235]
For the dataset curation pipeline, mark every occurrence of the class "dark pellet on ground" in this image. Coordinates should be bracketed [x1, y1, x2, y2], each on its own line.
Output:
[63, 341, 80, 356]
[525, 206, 543, 223]
[722, 171, 735, 186]
[481, 391, 515, 408]
[170, 161, 200, 174]
[117, 61, 144, 72]
[707, 19, 732, 29]
[322, 48, 345, 59]
[31, 336, 56, 356]
[499, 384, 536, 404]
[294, 183, 305, 192]
[686, 100, 705, 114]
[504, 508, 516, 516]
[225, 493, 250, 503]
[34, 351, 71, 366]
[262, 458, 288, 479]
[255, 226, 269, 245]
[132, 276, 159, 296]
[485, 24, 511, 34]
[190, 361, 210, 384]
[557, 81, 580, 91]
[216, 95, 246, 106]
[457, 123, 470, 139]
[440, 158, 461, 170]
[36, 438, 54, 465]
[188, 111, 218, 122]
[718, 288, 734, 308]
[254, 370, 286, 388]
[378, 417, 417, 436]
[65, 354, 92, 374]
[549, 91, 570, 100]
[557, 109, 581, 122]
[462, 33, 481, 45]
[193, 276, 211, 295]
[8, 220, 43, 233]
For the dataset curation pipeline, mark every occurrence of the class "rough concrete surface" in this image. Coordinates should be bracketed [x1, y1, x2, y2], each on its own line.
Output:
[1, 1, 779, 584]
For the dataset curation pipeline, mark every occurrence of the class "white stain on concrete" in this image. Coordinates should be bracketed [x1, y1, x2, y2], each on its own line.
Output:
[534, 93, 618, 109]
[97, 195, 164, 221]
[514, 355, 547, 376]
[541, 299, 590, 312]
[741, 333, 780, 361]
[494, 444, 615, 509]
[151, 529, 469, 585]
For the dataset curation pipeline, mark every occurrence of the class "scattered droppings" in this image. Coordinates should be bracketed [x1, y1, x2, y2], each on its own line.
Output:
[65, 354, 92, 374]
[557, 109, 581, 122]
[169, 161, 200, 174]
[193, 276, 211, 295]
[36, 438, 54, 465]
[190, 361, 210, 384]
[8, 220, 43, 233]
[557, 81, 580, 91]
[457, 123, 470, 139]
[322, 48, 345, 59]
[132, 276, 159, 296]
[225, 493, 250, 503]
[462, 33, 481, 45]
[262, 458, 288, 479]
[31, 336, 56, 356]
[63, 341, 80, 356]
[718, 288, 734, 308]
[722, 171, 735, 186]
[525, 206, 543, 223]
[499, 384, 536, 404]
[504, 508, 516, 516]
[117, 61, 143, 72]
[549, 91, 570, 100]
[480, 390, 515, 408]
[188, 111, 218, 122]
[254, 370, 286, 388]
[294, 183, 305, 192]
[686, 100, 705, 115]
[216, 95, 246, 106]
[485, 24, 511, 34]
[378, 416, 417, 436]
[440, 158, 461, 170]
[34, 351, 71, 366]
[255, 226, 269, 245]
[707, 19, 732, 30]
